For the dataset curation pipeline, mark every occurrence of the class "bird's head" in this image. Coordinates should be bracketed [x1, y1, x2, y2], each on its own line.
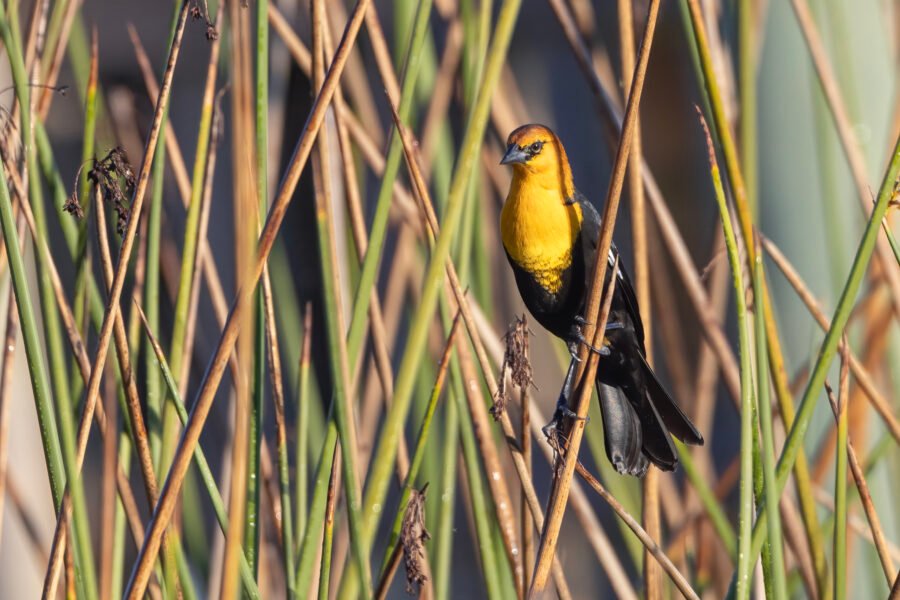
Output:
[500, 124, 574, 197]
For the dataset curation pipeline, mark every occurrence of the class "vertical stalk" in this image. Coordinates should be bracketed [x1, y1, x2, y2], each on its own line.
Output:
[699, 115, 755, 600]
[247, 0, 273, 578]
[295, 302, 313, 555]
[833, 349, 850, 600]
[432, 394, 459, 600]
[295, 419, 339, 595]
[754, 256, 788, 598]
[146, 1, 181, 473]
[318, 444, 341, 600]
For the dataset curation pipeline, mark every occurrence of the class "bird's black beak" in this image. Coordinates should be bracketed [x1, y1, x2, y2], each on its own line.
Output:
[500, 144, 527, 165]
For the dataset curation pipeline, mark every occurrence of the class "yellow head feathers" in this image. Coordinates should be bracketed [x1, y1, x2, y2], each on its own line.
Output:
[499, 124, 582, 294]
[500, 123, 575, 199]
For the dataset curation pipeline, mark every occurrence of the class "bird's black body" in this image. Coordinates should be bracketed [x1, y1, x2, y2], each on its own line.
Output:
[506, 190, 703, 476]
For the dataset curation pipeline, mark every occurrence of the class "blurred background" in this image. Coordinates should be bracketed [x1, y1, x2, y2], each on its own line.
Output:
[0, 0, 898, 598]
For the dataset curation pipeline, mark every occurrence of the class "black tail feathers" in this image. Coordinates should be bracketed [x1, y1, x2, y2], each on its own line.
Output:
[598, 355, 703, 476]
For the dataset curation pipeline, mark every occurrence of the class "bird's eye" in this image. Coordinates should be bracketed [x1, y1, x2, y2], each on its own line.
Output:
[529, 141, 544, 154]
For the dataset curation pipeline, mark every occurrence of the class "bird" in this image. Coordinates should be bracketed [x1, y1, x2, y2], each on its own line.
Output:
[498, 123, 703, 477]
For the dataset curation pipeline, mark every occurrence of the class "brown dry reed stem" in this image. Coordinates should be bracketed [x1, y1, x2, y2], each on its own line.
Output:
[311, 0, 368, 590]
[531, 0, 660, 591]
[95, 185, 181, 595]
[811, 486, 900, 565]
[124, 2, 373, 595]
[375, 543, 402, 600]
[571, 460, 700, 600]
[221, 0, 256, 594]
[361, 5, 400, 103]
[21, 0, 46, 74]
[75, 0, 189, 503]
[262, 264, 293, 580]
[790, 0, 900, 320]
[99, 365, 117, 600]
[761, 236, 900, 445]
[520, 383, 533, 592]
[324, 0, 383, 148]
[821, 366, 895, 585]
[455, 332, 525, 594]
[387, 99, 580, 600]
[615, 0, 657, 594]
[94, 186, 159, 507]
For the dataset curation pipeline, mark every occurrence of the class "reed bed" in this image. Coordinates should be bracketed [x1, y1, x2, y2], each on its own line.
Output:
[0, 0, 899, 598]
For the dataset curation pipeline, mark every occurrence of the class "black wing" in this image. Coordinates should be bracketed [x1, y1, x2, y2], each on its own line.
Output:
[570, 190, 646, 350]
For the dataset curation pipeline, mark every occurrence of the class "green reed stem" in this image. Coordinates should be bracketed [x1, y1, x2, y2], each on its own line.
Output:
[296, 421, 338, 595]
[294, 304, 313, 558]
[834, 375, 848, 600]
[318, 443, 340, 600]
[754, 257, 788, 599]
[433, 392, 460, 600]
[702, 116, 755, 600]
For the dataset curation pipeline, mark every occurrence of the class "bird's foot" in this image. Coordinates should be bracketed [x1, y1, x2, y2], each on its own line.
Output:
[569, 329, 610, 360]
[541, 399, 590, 440]
[569, 318, 620, 360]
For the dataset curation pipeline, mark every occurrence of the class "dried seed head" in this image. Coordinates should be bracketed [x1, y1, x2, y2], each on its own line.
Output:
[87, 147, 136, 236]
[401, 485, 431, 595]
[63, 193, 84, 219]
[491, 315, 535, 419]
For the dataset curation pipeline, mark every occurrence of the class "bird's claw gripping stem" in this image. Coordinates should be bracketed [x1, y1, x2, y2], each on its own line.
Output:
[542, 357, 591, 438]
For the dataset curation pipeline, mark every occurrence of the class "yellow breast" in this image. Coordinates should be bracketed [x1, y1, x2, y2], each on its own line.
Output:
[500, 178, 582, 295]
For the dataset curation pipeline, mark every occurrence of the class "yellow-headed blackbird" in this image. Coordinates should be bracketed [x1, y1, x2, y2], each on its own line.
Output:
[499, 124, 703, 476]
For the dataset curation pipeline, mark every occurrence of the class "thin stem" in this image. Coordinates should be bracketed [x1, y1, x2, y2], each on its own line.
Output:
[318, 444, 341, 600]
[754, 255, 788, 598]
[531, 0, 660, 590]
[698, 113, 755, 600]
